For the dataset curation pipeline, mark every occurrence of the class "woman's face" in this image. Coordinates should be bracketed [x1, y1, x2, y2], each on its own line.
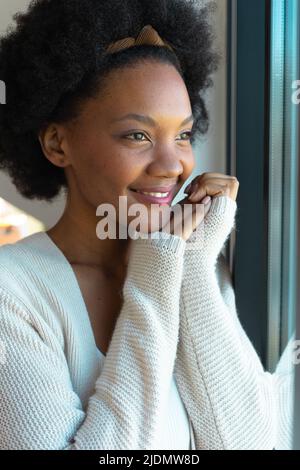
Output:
[47, 60, 196, 233]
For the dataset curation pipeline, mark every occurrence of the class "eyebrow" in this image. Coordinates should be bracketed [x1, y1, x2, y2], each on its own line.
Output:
[111, 113, 194, 127]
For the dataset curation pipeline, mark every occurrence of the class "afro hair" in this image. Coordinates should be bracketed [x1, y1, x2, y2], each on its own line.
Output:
[0, 0, 220, 201]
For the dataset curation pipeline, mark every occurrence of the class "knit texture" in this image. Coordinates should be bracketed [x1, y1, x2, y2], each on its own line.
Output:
[0, 195, 294, 449]
[175, 196, 294, 450]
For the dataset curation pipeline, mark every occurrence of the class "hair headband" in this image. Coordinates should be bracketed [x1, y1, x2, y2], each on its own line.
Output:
[106, 24, 174, 54]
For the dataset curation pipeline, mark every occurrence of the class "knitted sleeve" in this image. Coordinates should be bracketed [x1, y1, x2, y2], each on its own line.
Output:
[0, 233, 186, 450]
[174, 195, 295, 450]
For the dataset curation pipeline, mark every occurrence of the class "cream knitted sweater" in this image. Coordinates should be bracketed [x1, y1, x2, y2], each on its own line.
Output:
[0, 195, 294, 450]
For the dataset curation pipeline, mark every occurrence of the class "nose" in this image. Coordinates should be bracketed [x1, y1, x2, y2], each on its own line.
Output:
[145, 150, 188, 179]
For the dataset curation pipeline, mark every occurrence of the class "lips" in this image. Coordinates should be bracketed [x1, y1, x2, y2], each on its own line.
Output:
[129, 183, 178, 204]
[130, 186, 177, 194]
[130, 191, 174, 205]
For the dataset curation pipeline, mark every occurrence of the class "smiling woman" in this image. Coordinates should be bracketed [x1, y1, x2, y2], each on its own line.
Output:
[0, 0, 293, 452]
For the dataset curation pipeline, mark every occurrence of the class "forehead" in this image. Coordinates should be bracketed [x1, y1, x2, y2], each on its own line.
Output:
[87, 61, 191, 122]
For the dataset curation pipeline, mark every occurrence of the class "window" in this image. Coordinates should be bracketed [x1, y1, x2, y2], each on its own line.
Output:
[227, 0, 299, 449]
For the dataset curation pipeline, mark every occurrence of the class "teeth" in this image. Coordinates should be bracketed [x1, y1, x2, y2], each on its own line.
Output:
[137, 191, 169, 197]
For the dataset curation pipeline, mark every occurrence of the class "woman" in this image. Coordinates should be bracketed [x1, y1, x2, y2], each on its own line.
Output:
[0, 0, 293, 450]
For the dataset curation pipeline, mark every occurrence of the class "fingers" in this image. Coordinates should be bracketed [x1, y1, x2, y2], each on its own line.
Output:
[184, 199, 212, 241]
[185, 174, 236, 193]
[185, 174, 239, 203]
[186, 173, 238, 189]
[188, 183, 231, 203]
[176, 197, 212, 241]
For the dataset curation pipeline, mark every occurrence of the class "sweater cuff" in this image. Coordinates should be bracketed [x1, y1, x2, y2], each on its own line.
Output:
[123, 231, 186, 308]
[131, 230, 186, 258]
[185, 195, 237, 256]
[208, 195, 237, 218]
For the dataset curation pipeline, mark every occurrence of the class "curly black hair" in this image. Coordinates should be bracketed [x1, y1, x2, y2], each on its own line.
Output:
[0, 0, 220, 201]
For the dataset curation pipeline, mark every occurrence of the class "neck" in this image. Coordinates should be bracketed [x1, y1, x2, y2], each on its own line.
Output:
[46, 192, 132, 280]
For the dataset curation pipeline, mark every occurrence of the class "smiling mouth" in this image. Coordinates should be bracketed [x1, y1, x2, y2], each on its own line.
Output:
[130, 189, 171, 198]
[129, 188, 175, 205]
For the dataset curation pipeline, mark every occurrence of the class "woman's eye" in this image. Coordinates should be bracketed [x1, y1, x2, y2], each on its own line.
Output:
[123, 130, 194, 142]
[178, 131, 194, 141]
[124, 132, 148, 141]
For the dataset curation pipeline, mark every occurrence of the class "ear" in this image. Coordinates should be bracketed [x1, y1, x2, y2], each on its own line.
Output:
[38, 124, 70, 168]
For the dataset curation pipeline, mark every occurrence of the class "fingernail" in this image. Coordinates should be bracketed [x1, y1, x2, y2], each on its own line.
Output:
[202, 196, 211, 205]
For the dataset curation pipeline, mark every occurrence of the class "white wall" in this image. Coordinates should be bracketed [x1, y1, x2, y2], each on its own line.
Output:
[0, 0, 31, 33]
[0, 0, 227, 227]
[174, 0, 228, 203]
[198, 0, 227, 174]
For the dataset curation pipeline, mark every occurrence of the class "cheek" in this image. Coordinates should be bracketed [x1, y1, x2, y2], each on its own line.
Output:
[65, 130, 126, 207]
[72, 147, 142, 206]
[92, 146, 144, 191]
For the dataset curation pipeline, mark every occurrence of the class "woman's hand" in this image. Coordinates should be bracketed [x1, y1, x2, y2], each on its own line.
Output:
[160, 173, 239, 242]
[184, 172, 239, 203]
